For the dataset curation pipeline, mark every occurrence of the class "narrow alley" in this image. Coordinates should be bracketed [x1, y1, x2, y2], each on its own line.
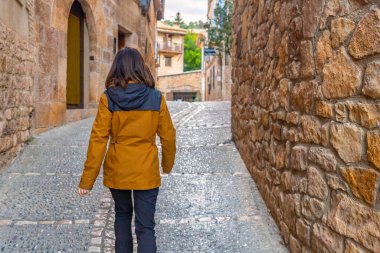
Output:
[0, 102, 288, 253]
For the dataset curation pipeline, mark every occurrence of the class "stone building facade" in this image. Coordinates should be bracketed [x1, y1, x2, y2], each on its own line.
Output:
[205, 0, 232, 101]
[156, 21, 186, 76]
[204, 54, 232, 101]
[0, 0, 164, 170]
[156, 24, 205, 101]
[158, 70, 202, 101]
[232, 1, 380, 253]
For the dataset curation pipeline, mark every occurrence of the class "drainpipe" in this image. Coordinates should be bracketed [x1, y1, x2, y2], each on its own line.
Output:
[201, 43, 205, 101]
[220, 51, 223, 99]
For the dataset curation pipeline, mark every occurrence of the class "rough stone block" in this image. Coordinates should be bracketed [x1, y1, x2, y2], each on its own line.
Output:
[322, 48, 362, 99]
[335, 102, 347, 123]
[279, 221, 290, 244]
[300, 40, 315, 78]
[299, 115, 321, 144]
[326, 174, 347, 192]
[288, 17, 303, 58]
[302, 196, 326, 221]
[311, 223, 344, 253]
[308, 166, 328, 200]
[319, 0, 350, 29]
[287, 60, 301, 79]
[348, 0, 371, 11]
[331, 17, 356, 48]
[282, 193, 301, 233]
[281, 171, 305, 192]
[302, 0, 324, 38]
[279, 79, 290, 110]
[308, 147, 337, 172]
[286, 111, 300, 125]
[330, 122, 363, 163]
[316, 30, 332, 72]
[0, 137, 13, 153]
[341, 167, 379, 205]
[346, 102, 380, 129]
[363, 61, 380, 99]
[344, 239, 369, 253]
[290, 145, 308, 171]
[327, 193, 380, 252]
[316, 100, 333, 118]
[321, 123, 329, 147]
[274, 143, 286, 169]
[278, 1, 291, 32]
[296, 218, 311, 246]
[291, 81, 316, 113]
[367, 130, 380, 171]
[289, 234, 302, 253]
[349, 9, 380, 59]
[287, 128, 299, 143]
[274, 34, 289, 79]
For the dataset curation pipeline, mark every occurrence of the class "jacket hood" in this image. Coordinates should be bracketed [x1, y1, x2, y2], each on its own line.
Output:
[105, 84, 162, 112]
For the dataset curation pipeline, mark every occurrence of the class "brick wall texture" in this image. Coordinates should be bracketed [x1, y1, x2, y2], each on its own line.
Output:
[231, 0, 380, 252]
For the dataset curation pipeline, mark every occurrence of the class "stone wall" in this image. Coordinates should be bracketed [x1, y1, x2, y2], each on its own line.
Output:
[231, 1, 380, 252]
[157, 70, 202, 100]
[0, 0, 36, 169]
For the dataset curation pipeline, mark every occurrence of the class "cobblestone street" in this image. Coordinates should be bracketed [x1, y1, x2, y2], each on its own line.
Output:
[0, 102, 288, 253]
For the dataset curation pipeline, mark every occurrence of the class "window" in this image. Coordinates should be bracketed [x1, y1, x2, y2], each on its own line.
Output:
[118, 32, 125, 50]
[165, 57, 172, 67]
[117, 25, 131, 51]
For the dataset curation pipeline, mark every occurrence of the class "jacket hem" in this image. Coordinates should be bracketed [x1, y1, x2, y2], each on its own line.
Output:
[103, 179, 161, 190]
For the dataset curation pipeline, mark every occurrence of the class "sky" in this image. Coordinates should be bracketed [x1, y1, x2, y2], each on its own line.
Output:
[164, 0, 208, 23]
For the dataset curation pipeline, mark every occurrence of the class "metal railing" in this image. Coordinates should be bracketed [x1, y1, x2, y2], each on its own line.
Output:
[158, 42, 183, 53]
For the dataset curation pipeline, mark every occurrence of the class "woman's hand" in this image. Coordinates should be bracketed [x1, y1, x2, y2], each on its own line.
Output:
[77, 187, 90, 196]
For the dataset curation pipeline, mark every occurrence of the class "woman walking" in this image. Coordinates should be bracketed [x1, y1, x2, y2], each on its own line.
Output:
[77, 47, 176, 253]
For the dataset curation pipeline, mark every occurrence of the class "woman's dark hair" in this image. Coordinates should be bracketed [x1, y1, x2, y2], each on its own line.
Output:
[105, 47, 155, 88]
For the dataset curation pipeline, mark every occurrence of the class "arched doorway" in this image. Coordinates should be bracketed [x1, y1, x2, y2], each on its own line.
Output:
[66, 0, 90, 109]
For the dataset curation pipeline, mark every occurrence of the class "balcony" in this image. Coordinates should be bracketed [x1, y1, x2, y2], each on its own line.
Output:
[158, 42, 183, 55]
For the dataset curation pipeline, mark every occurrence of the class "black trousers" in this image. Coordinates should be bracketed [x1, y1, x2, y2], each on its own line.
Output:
[109, 187, 159, 253]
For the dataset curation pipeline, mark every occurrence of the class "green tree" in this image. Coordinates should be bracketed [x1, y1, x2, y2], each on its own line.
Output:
[208, 0, 233, 56]
[174, 12, 186, 28]
[163, 14, 206, 30]
[184, 33, 202, 72]
[163, 19, 174, 26]
[187, 20, 205, 29]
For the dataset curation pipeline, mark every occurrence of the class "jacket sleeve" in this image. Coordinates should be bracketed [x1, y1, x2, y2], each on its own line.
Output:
[79, 93, 112, 190]
[157, 95, 176, 174]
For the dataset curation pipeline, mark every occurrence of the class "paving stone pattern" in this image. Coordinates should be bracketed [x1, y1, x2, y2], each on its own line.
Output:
[0, 102, 288, 253]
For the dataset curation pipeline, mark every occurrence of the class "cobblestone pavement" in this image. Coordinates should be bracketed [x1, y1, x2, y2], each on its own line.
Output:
[0, 101, 288, 253]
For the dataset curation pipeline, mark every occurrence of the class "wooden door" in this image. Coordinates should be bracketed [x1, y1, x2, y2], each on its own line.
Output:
[66, 13, 82, 107]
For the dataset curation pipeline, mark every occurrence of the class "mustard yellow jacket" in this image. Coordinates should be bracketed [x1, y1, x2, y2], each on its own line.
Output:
[78, 84, 176, 190]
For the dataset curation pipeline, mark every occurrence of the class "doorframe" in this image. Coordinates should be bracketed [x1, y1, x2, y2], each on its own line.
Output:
[67, 1, 85, 109]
